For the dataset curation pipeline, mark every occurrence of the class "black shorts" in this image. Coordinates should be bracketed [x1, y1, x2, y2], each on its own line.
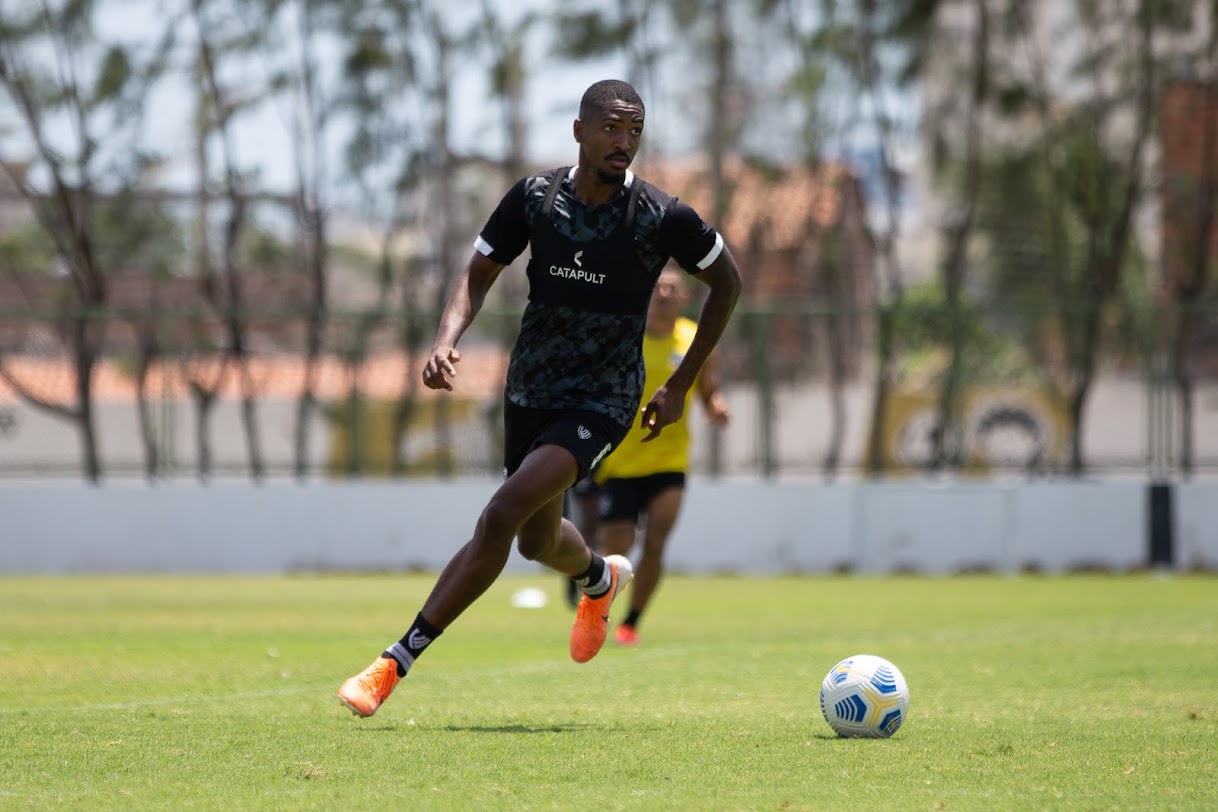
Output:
[571, 475, 601, 499]
[503, 398, 630, 482]
[597, 471, 687, 523]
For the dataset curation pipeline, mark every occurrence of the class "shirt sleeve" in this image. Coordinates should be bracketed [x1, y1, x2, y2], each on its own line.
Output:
[475, 177, 531, 265]
[656, 201, 724, 274]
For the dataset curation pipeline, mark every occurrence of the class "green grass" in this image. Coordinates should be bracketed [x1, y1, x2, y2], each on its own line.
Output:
[1, 573, 1215, 811]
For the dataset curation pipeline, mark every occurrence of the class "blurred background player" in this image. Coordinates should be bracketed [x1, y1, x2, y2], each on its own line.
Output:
[577, 266, 730, 644]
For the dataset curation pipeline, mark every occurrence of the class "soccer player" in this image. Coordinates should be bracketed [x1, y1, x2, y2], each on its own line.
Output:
[589, 266, 731, 646]
[338, 79, 742, 718]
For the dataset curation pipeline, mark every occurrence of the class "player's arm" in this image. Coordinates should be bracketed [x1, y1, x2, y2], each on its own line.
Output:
[696, 348, 731, 427]
[424, 176, 528, 391]
[422, 252, 506, 391]
[641, 249, 741, 439]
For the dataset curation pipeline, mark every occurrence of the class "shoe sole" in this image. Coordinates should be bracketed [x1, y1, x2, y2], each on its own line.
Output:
[338, 694, 374, 718]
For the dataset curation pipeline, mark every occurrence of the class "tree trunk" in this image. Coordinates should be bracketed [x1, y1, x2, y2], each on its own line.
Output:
[931, 0, 989, 472]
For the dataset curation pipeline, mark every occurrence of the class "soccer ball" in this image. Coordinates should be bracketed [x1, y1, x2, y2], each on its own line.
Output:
[819, 654, 910, 738]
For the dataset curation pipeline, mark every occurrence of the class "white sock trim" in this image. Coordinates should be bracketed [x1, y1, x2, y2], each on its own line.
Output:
[583, 564, 612, 598]
[386, 641, 415, 672]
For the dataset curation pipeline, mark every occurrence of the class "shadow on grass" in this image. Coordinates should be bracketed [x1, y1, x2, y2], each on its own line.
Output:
[817, 733, 903, 741]
[443, 723, 598, 734]
[349, 725, 406, 733]
[345, 722, 602, 734]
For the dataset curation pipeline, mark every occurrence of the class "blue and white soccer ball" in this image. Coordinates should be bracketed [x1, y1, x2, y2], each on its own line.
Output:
[820, 654, 910, 738]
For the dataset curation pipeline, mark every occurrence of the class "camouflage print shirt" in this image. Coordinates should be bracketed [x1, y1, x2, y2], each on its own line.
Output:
[475, 167, 723, 429]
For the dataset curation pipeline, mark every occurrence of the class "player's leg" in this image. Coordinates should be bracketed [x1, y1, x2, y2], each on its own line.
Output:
[426, 443, 576, 624]
[503, 445, 631, 664]
[602, 503, 642, 648]
[564, 477, 602, 608]
[631, 484, 683, 618]
[616, 476, 684, 646]
[516, 411, 634, 660]
[531, 493, 634, 666]
[340, 440, 577, 718]
[593, 477, 646, 646]
[597, 518, 636, 557]
[573, 479, 603, 551]
[596, 477, 643, 559]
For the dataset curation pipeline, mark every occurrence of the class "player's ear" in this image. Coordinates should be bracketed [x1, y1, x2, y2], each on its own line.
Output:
[573, 118, 583, 143]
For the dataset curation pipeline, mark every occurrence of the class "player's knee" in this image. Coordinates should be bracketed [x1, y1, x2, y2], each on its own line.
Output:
[477, 496, 525, 543]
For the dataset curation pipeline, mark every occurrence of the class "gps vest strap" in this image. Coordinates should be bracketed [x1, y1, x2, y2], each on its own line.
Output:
[527, 168, 652, 315]
[541, 167, 644, 232]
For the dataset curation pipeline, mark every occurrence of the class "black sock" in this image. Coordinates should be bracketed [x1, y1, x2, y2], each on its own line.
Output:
[574, 553, 610, 598]
[622, 609, 641, 628]
[383, 613, 443, 677]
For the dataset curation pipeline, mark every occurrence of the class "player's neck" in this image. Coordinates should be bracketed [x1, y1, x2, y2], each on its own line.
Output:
[571, 166, 625, 207]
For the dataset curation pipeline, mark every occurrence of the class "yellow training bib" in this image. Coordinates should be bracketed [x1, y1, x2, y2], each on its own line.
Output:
[595, 317, 698, 481]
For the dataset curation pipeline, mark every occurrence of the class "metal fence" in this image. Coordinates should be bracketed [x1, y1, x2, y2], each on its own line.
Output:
[2, 301, 1217, 481]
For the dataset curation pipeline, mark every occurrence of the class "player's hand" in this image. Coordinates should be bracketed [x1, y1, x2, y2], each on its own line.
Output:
[422, 346, 461, 391]
[705, 392, 730, 427]
[639, 384, 686, 442]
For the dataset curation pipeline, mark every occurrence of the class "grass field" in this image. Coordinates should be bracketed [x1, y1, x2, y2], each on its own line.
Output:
[1, 572, 1215, 811]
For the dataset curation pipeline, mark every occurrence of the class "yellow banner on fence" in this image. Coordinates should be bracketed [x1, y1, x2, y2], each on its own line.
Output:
[872, 386, 1069, 475]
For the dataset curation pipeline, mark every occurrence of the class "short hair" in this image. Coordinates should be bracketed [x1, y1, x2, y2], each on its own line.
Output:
[579, 80, 644, 120]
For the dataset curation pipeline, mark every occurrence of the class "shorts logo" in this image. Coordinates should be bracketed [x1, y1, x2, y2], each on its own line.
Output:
[574, 250, 583, 268]
[577, 425, 592, 440]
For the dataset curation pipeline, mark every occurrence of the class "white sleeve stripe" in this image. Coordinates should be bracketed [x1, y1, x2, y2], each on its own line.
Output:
[474, 235, 494, 256]
[696, 233, 724, 270]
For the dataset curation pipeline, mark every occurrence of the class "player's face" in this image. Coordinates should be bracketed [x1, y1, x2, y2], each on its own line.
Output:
[650, 271, 688, 317]
[576, 100, 644, 183]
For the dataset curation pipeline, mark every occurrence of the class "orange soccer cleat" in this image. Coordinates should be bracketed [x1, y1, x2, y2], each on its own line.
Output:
[613, 624, 639, 647]
[569, 554, 633, 663]
[337, 656, 401, 718]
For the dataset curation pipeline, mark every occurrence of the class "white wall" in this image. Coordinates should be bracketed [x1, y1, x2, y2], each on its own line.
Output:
[1175, 482, 1218, 570]
[3, 480, 1214, 574]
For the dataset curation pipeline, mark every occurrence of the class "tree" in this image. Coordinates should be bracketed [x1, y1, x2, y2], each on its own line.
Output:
[1157, 6, 1218, 478]
[1051, 1, 1158, 475]
[330, 0, 498, 477]
[927, 0, 996, 471]
[788, 0, 919, 479]
[276, 0, 339, 480]
[879, 0, 1180, 477]
[970, 0, 1170, 475]
[0, 0, 175, 481]
[325, 0, 423, 475]
[176, 0, 276, 481]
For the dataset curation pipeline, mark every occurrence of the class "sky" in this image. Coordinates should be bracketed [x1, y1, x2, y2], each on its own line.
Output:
[128, 1, 630, 198]
[17, 0, 918, 225]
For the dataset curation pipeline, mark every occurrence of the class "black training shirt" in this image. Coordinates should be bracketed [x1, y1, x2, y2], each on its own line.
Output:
[476, 167, 723, 428]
